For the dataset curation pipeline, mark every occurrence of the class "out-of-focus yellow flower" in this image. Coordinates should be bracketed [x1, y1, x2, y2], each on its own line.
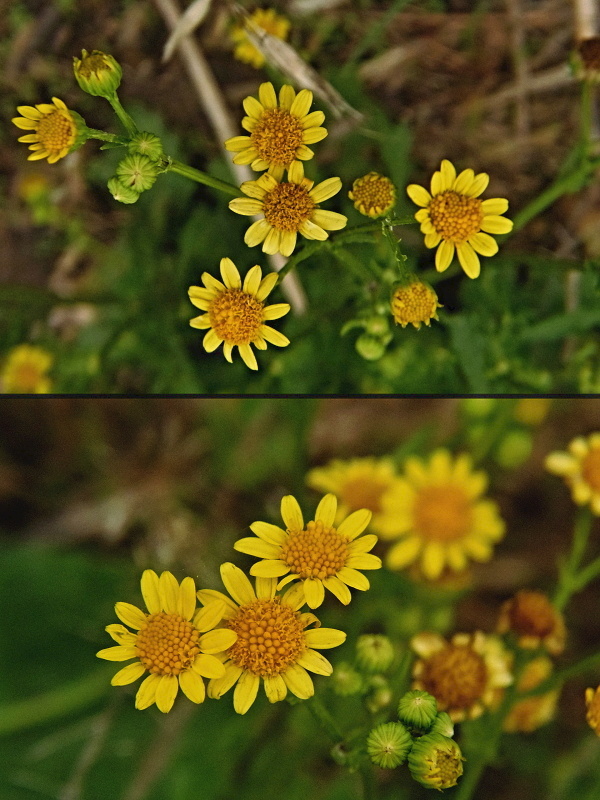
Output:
[234, 493, 381, 609]
[496, 590, 566, 655]
[200, 563, 346, 714]
[585, 685, 600, 735]
[503, 656, 559, 733]
[513, 398, 551, 426]
[188, 258, 290, 371]
[230, 8, 291, 69]
[391, 279, 442, 330]
[229, 161, 346, 257]
[1, 344, 53, 393]
[545, 433, 600, 514]
[12, 97, 84, 164]
[407, 159, 513, 278]
[96, 570, 236, 712]
[380, 450, 505, 581]
[411, 631, 513, 722]
[225, 82, 327, 179]
[348, 172, 396, 218]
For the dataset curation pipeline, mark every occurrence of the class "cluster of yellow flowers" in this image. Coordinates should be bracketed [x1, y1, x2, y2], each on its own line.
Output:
[97, 493, 382, 714]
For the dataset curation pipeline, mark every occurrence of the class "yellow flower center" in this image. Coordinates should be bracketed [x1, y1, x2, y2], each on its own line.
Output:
[428, 749, 463, 790]
[413, 485, 472, 542]
[77, 53, 111, 78]
[251, 108, 304, 166]
[208, 289, 264, 345]
[281, 519, 349, 579]
[262, 182, 315, 231]
[135, 611, 200, 675]
[225, 599, 305, 676]
[420, 644, 487, 711]
[36, 110, 76, 154]
[340, 478, 387, 514]
[391, 282, 438, 328]
[428, 191, 483, 243]
[581, 446, 600, 493]
[350, 173, 395, 218]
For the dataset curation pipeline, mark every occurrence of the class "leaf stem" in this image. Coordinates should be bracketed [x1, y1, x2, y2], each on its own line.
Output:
[553, 507, 594, 611]
[165, 159, 244, 197]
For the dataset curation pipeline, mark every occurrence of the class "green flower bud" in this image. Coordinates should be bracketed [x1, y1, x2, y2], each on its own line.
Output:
[494, 429, 533, 469]
[365, 675, 393, 713]
[128, 131, 164, 161]
[331, 662, 364, 696]
[366, 722, 412, 769]
[356, 333, 386, 361]
[461, 398, 497, 418]
[398, 690, 438, 730]
[430, 711, 454, 738]
[107, 176, 139, 204]
[116, 154, 159, 192]
[407, 733, 464, 790]
[365, 316, 390, 337]
[356, 635, 395, 674]
[73, 49, 122, 98]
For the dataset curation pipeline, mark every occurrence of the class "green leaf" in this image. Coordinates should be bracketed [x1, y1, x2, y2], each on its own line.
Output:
[445, 315, 490, 392]
[518, 308, 600, 342]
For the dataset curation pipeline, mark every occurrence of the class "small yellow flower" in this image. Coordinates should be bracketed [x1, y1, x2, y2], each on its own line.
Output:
[188, 258, 290, 371]
[380, 450, 505, 581]
[1, 344, 53, 393]
[348, 172, 396, 218]
[199, 563, 346, 714]
[411, 631, 513, 722]
[73, 49, 122, 98]
[391, 280, 442, 330]
[12, 97, 81, 164]
[305, 457, 405, 537]
[225, 82, 327, 179]
[503, 656, 559, 733]
[545, 433, 600, 514]
[230, 8, 291, 70]
[234, 493, 381, 609]
[407, 159, 513, 279]
[96, 570, 237, 712]
[496, 590, 566, 655]
[585, 685, 600, 735]
[229, 161, 347, 257]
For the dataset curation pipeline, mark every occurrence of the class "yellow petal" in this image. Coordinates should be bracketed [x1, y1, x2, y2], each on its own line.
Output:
[249, 559, 290, 577]
[234, 537, 281, 559]
[346, 553, 382, 570]
[193, 599, 226, 632]
[456, 241, 481, 278]
[481, 197, 509, 215]
[243, 95, 264, 119]
[424, 231, 442, 248]
[469, 231, 498, 257]
[302, 110, 325, 128]
[282, 664, 314, 699]
[220, 257, 242, 289]
[178, 669, 205, 703]
[337, 566, 370, 591]
[249, 520, 287, 545]
[453, 168, 475, 194]
[302, 127, 327, 144]
[229, 197, 263, 216]
[105, 624, 137, 645]
[221, 562, 256, 605]
[192, 653, 226, 679]
[290, 88, 313, 118]
[243, 264, 262, 295]
[256, 271, 279, 301]
[439, 159, 457, 192]
[203, 328, 222, 353]
[304, 627, 347, 649]
[177, 576, 197, 621]
[245, 219, 271, 247]
[238, 343, 258, 370]
[421, 541, 446, 580]
[315, 493, 337, 526]
[348, 533, 378, 553]
[260, 326, 289, 347]
[159, 571, 179, 613]
[310, 209, 347, 231]
[480, 215, 513, 234]
[281, 495, 304, 531]
[262, 227, 282, 255]
[278, 84, 296, 109]
[298, 219, 328, 241]
[280, 230, 297, 257]
[258, 82, 278, 109]
[337, 508, 372, 540]
[465, 172, 489, 197]
[155, 674, 179, 713]
[96, 645, 138, 661]
[135, 673, 161, 709]
[323, 575, 351, 604]
[224, 135, 252, 152]
[385, 536, 422, 570]
[233, 670, 260, 714]
[111, 661, 146, 686]
[264, 673, 288, 703]
[199, 628, 238, 654]
[309, 177, 342, 204]
[303, 577, 325, 608]
[114, 602, 147, 630]
[297, 649, 333, 676]
[208, 663, 243, 699]
[435, 240, 455, 272]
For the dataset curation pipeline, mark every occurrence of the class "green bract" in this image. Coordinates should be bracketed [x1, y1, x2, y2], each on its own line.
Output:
[73, 49, 122, 98]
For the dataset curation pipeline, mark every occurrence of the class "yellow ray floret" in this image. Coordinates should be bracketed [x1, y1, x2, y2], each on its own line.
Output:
[545, 432, 600, 514]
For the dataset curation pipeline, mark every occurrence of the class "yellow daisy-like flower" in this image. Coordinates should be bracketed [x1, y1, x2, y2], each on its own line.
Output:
[348, 172, 396, 218]
[230, 8, 291, 70]
[496, 589, 566, 656]
[305, 457, 405, 537]
[228, 161, 347, 257]
[585, 685, 600, 736]
[234, 493, 381, 609]
[188, 257, 290, 371]
[1, 344, 53, 393]
[225, 82, 327, 179]
[379, 449, 505, 581]
[411, 630, 513, 722]
[12, 97, 79, 164]
[391, 280, 442, 330]
[199, 563, 346, 714]
[545, 433, 600, 515]
[503, 656, 559, 733]
[96, 570, 237, 712]
[406, 159, 513, 279]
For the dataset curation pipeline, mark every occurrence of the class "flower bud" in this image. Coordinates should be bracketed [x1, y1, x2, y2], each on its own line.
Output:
[429, 711, 454, 738]
[129, 131, 164, 161]
[107, 176, 139, 204]
[356, 333, 386, 361]
[494, 430, 533, 469]
[356, 635, 395, 674]
[331, 662, 364, 696]
[365, 675, 393, 713]
[407, 733, 464, 790]
[116, 154, 159, 193]
[73, 49, 122, 98]
[366, 721, 412, 769]
[398, 689, 438, 730]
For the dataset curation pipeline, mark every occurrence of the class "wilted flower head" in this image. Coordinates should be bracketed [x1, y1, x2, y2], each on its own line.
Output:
[496, 590, 566, 655]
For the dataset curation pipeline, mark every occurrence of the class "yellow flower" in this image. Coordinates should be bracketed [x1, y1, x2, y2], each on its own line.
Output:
[379, 449, 505, 581]
[225, 82, 327, 179]
[234, 493, 381, 609]
[230, 8, 291, 70]
[391, 280, 442, 330]
[228, 161, 347, 257]
[305, 457, 405, 537]
[96, 570, 237, 713]
[411, 631, 513, 722]
[73, 49, 122, 98]
[348, 172, 396, 218]
[545, 433, 600, 514]
[12, 97, 80, 164]
[496, 589, 566, 655]
[513, 398, 551, 426]
[503, 656, 559, 733]
[585, 685, 600, 735]
[188, 257, 290, 371]
[199, 563, 346, 714]
[407, 159, 513, 279]
[1, 344, 53, 393]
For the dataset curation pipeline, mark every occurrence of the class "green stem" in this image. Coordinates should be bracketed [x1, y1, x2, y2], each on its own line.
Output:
[381, 216, 411, 281]
[165, 160, 244, 197]
[518, 649, 600, 700]
[306, 695, 345, 741]
[570, 553, 600, 594]
[106, 92, 138, 137]
[469, 400, 518, 465]
[358, 763, 377, 800]
[85, 128, 128, 145]
[553, 507, 593, 611]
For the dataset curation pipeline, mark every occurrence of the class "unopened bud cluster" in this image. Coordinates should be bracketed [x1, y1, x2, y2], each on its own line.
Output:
[108, 137, 165, 204]
[332, 634, 396, 709]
